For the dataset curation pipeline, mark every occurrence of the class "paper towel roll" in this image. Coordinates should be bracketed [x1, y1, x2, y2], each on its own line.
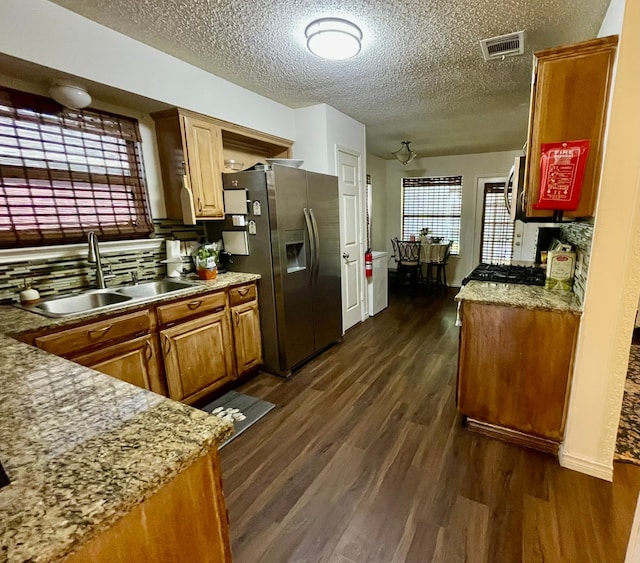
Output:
[166, 239, 181, 260]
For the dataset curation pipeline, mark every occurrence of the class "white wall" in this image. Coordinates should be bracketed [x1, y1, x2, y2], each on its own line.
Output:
[561, 0, 639, 481]
[293, 105, 330, 174]
[0, 0, 295, 141]
[325, 105, 367, 177]
[0, 0, 369, 224]
[367, 154, 388, 251]
[385, 150, 521, 285]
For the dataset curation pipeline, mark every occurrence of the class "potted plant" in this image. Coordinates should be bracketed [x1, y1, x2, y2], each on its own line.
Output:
[194, 243, 220, 280]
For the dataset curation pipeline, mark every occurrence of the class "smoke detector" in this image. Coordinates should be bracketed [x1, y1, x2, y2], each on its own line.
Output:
[479, 31, 525, 61]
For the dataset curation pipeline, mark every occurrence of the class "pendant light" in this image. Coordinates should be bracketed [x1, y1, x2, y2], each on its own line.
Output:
[393, 141, 416, 165]
[305, 18, 362, 60]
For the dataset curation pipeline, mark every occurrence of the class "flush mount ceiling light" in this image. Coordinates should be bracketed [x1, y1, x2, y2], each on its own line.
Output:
[393, 141, 417, 165]
[49, 81, 92, 109]
[305, 18, 362, 60]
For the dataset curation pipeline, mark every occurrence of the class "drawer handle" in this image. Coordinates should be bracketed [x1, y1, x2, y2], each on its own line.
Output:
[213, 306, 225, 314]
[197, 198, 203, 213]
[237, 287, 249, 296]
[163, 334, 172, 355]
[188, 300, 203, 310]
[87, 325, 112, 339]
[145, 340, 153, 360]
[235, 311, 240, 326]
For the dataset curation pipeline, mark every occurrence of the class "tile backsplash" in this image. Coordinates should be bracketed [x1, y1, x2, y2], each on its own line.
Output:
[0, 220, 205, 303]
[560, 219, 594, 305]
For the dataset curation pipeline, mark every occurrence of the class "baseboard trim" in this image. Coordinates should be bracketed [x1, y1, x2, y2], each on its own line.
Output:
[466, 418, 560, 455]
[558, 447, 614, 481]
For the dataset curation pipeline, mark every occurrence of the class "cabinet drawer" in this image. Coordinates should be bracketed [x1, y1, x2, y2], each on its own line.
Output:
[35, 309, 152, 357]
[229, 283, 257, 307]
[157, 291, 227, 327]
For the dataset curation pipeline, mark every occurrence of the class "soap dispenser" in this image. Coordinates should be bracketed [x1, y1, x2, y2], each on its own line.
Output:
[19, 281, 40, 305]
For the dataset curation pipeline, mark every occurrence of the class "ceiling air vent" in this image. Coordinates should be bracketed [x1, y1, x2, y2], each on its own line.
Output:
[479, 31, 525, 61]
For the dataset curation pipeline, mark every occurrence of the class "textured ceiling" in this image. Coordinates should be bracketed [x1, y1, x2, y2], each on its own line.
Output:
[49, 0, 609, 159]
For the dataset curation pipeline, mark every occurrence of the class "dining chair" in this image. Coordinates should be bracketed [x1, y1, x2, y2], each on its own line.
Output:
[424, 241, 451, 291]
[392, 237, 421, 288]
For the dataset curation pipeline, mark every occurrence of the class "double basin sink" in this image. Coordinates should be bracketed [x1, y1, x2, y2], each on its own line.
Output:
[19, 280, 198, 318]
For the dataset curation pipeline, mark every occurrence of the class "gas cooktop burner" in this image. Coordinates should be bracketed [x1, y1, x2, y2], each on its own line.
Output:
[463, 263, 546, 286]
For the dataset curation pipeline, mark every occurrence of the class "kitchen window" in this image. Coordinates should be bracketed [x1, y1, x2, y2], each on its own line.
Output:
[401, 175, 462, 254]
[480, 182, 514, 263]
[0, 87, 153, 248]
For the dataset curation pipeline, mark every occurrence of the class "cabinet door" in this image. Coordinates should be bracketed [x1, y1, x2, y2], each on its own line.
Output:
[457, 302, 578, 441]
[232, 301, 263, 376]
[73, 334, 166, 396]
[161, 311, 235, 404]
[524, 36, 617, 219]
[64, 449, 232, 563]
[182, 114, 225, 219]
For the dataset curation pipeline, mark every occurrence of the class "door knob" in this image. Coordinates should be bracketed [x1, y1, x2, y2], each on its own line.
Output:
[342, 252, 350, 259]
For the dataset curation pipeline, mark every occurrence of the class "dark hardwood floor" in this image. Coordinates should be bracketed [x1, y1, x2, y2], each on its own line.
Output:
[220, 286, 640, 563]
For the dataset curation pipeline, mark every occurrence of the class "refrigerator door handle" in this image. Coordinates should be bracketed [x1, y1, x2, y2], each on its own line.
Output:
[309, 208, 321, 283]
[303, 207, 316, 283]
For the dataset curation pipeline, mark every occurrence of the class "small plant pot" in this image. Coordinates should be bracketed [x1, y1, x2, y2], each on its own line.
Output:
[197, 268, 218, 280]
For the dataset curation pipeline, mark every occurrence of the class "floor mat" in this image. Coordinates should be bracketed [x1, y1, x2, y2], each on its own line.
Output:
[615, 345, 640, 466]
[200, 391, 275, 449]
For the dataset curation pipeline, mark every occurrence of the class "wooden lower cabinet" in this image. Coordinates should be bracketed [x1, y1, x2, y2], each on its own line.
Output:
[73, 334, 167, 396]
[231, 300, 262, 376]
[64, 448, 232, 563]
[161, 309, 235, 404]
[31, 286, 262, 404]
[457, 301, 579, 447]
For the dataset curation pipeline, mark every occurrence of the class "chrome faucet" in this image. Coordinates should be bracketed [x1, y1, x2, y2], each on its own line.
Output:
[87, 231, 108, 289]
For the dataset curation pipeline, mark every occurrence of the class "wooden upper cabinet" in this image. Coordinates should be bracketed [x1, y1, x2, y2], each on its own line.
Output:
[181, 113, 225, 219]
[524, 35, 617, 219]
[152, 107, 293, 224]
[152, 108, 225, 222]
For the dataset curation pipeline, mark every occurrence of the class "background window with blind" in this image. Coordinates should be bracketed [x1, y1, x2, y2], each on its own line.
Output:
[0, 87, 153, 248]
[480, 181, 514, 263]
[401, 176, 462, 254]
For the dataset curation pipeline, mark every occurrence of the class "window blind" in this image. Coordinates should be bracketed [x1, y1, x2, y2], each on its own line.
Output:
[480, 182, 514, 263]
[401, 175, 462, 254]
[0, 87, 153, 248]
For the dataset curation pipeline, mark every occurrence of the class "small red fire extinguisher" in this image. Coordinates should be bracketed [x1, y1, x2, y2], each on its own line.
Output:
[365, 249, 373, 278]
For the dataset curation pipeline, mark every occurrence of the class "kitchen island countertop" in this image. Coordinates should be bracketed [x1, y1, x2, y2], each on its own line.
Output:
[0, 273, 263, 561]
[455, 280, 582, 315]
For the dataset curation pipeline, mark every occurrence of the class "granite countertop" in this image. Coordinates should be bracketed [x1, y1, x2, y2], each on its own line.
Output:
[455, 280, 582, 315]
[0, 271, 261, 336]
[0, 272, 263, 561]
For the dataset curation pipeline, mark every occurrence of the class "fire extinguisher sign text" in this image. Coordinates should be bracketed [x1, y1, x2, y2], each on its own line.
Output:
[533, 139, 590, 211]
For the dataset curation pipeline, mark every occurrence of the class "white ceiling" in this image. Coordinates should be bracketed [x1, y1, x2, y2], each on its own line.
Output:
[48, 0, 610, 159]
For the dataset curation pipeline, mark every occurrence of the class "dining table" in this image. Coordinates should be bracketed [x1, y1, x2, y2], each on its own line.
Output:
[419, 237, 450, 264]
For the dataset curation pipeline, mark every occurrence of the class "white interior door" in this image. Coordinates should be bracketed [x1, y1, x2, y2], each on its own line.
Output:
[337, 148, 363, 332]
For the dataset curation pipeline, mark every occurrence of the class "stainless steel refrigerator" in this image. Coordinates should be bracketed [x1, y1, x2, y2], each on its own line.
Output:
[205, 164, 342, 377]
